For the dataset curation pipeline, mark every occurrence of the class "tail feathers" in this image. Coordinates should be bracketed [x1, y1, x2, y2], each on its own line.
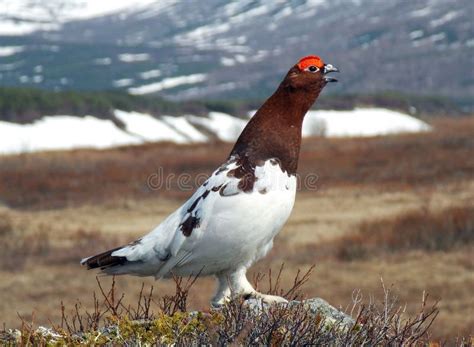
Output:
[81, 246, 128, 270]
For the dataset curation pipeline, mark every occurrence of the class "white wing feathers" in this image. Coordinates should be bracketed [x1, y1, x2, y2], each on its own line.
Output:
[108, 159, 241, 277]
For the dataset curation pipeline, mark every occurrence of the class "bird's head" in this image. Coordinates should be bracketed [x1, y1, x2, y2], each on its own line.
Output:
[284, 55, 339, 90]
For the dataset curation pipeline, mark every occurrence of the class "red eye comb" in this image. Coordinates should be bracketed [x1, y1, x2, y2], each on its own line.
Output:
[297, 55, 324, 70]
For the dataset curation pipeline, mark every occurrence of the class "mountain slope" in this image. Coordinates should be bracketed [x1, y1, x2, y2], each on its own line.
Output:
[0, 0, 472, 101]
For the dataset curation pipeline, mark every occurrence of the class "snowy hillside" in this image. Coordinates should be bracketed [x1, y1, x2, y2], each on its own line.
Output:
[0, 0, 155, 35]
[0, 0, 472, 101]
[0, 108, 430, 155]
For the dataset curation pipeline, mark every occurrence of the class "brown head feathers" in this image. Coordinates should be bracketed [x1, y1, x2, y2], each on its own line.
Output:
[230, 55, 337, 175]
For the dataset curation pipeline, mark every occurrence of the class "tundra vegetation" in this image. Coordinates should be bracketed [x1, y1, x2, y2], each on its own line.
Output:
[0, 117, 473, 344]
[1, 272, 442, 345]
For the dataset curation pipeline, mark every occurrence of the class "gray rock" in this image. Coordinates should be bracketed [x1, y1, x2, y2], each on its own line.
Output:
[243, 297, 355, 329]
[299, 298, 355, 328]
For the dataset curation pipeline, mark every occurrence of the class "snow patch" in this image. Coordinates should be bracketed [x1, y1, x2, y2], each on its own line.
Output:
[220, 57, 236, 66]
[177, 22, 231, 45]
[0, 0, 156, 35]
[118, 53, 150, 63]
[161, 115, 208, 142]
[32, 75, 43, 83]
[0, 116, 141, 154]
[62, 0, 157, 20]
[274, 6, 293, 20]
[303, 108, 431, 137]
[33, 65, 43, 73]
[0, 109, 431, 155]
[410, 7, 431, 18]
[0, 46, 24, 57]
[139, 69, 161, 79]
[429, 32, 446, 42]
[114, 110, 189, 143]
[128, 74, 207, 95]
[0, 20, 59, 35]
[409, 30, 424, 40]
[113, 78, 134, 87]
[186, 112, 247, 142]
[430, 11, 459, 27]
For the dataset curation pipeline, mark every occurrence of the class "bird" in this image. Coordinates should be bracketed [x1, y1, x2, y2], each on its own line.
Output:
[81, 55, 339, 307]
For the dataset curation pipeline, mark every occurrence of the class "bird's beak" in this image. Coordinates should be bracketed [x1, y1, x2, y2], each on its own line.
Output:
[323, 64, 339, 82]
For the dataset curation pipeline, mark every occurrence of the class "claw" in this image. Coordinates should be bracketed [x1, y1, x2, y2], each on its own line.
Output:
[250, 292, 288, 304]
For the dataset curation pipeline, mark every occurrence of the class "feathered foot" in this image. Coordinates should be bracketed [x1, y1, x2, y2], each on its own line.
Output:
[211, 268, 288, 307]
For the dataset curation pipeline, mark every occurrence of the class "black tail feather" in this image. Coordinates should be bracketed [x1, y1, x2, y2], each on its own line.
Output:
[81, 246, 128, 270]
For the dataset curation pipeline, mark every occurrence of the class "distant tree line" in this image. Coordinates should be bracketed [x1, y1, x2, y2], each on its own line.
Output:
[0, 87, 466, 124]
[0, 87, 212, 123]
[316, 92, 466, 118]
[205, 92, 466, 118]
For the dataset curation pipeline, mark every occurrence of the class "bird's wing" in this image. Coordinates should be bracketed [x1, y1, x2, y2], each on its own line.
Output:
[110, 156, 262, 277]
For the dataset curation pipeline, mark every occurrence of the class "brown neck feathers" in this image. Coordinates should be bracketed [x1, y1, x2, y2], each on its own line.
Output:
[230, 67, 326, 175]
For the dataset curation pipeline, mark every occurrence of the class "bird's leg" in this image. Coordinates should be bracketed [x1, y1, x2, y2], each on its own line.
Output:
[212, 268, 288, 307]
[211, 273, 232, 308]
[230, 268, 288, 304]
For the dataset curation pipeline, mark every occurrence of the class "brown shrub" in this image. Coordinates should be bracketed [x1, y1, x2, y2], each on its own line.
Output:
[290, 205, 474, 265]
[332, 206, 474, 261]
[0, 211, 13, 236]
[0, 142, 228, 209]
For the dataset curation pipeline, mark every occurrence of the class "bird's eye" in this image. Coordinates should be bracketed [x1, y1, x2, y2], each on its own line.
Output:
[307, 65, 319, 72]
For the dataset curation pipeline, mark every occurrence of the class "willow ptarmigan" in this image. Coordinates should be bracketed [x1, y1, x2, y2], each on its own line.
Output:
[82, 55, 339, 306]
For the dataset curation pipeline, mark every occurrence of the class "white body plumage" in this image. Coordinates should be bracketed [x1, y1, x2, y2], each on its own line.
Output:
[82, 158, 296, 305]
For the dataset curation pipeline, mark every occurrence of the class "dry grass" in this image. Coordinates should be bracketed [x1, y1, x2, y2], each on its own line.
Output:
[0, 117, 473, 342]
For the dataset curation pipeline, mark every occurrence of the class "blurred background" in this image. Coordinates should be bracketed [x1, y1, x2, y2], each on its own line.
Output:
[0, 0, 473, 340]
